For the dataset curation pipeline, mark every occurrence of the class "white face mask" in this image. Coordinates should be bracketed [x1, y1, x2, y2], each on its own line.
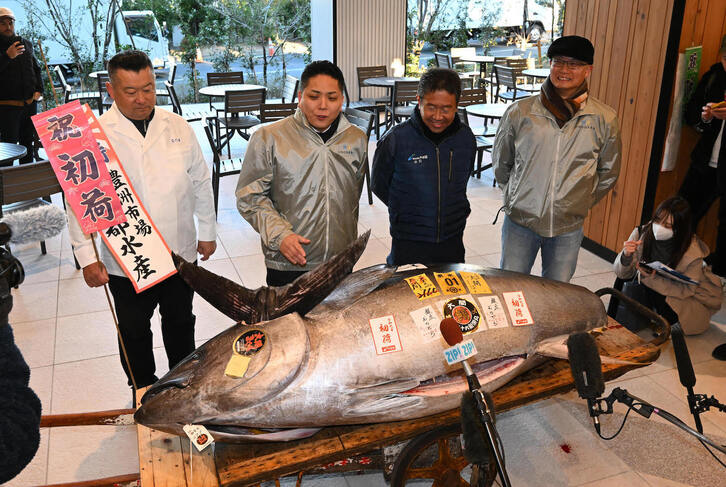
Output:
[652, 223, 673, 241]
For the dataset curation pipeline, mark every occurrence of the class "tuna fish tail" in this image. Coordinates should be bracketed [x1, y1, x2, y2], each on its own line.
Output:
[171, 230, 371, 324]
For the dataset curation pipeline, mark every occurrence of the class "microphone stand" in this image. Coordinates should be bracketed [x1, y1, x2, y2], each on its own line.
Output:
[462, 360, 512, 487]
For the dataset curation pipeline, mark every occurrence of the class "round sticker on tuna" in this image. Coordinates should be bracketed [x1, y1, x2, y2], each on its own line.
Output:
[443, 298, 480, 333]
[232, 329, 267, 356]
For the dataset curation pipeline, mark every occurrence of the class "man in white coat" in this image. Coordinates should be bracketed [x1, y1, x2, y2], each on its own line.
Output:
[68, 50, 217, 391]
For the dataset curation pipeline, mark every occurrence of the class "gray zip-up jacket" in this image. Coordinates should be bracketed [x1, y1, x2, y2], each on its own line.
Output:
[236, 108, 367, 271]
[492, 94, 621, 237]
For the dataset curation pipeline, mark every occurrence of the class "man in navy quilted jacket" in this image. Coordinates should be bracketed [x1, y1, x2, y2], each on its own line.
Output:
[372, 68, 476, 265]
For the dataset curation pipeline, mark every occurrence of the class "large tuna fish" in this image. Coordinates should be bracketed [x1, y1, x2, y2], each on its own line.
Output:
[135, 232, 609, 442]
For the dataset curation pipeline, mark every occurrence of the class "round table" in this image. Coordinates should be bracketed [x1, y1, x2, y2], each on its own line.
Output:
[0, 143, 28, 165]
[465, 103, 509, 120]
[456, 55, 495, 64]
[363, 76, 419, 88]
[198, 83, 267, 98]
[522, 68, 550, 79]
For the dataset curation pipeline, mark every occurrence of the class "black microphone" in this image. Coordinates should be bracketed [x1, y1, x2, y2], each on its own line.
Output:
[567, 332, 605, 433]
[670, 322, 696, 388]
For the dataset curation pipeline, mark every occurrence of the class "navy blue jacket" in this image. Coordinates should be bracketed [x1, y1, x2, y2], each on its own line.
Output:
[372, 107, 476, 243]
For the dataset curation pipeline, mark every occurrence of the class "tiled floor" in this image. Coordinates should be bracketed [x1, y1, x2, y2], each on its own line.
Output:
[6, 110, 726, 486]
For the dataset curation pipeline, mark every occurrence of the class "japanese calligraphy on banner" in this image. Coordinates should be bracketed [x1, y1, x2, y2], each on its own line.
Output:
[31, 100, 125, 233]
[32, 101, 176, 293]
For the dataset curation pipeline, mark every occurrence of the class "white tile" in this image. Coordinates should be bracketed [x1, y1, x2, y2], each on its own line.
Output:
[5, 428, 49, 487]
[10, 280, 58, 323]
[46, 425, 138, 484]
[12, 318, 56, 368]
[29, 365, 54, 415]
[199, 257, 244, 284]
[232, 254, 268, 289]
[639, 473, 701, 487]
[463, 223, 502, 257]
[51, 354, 131, 414]
[344, 472, 388, 486]
[54, 310, 118, 364]
[579, 471, 649, 487]
[56, 277, 112, 317]
[219, 229, 265, 257]
[14, 250, 60, 285]
[353, 237, 389, 270]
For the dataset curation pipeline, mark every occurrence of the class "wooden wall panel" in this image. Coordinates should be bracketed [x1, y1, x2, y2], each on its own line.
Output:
[566, 0, 674, 253]
[653, 0, 726, 251]
[335, 0, 406, 103]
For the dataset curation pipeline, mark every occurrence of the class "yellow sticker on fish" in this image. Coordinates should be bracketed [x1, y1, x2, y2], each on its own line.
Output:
[225, 355, 251, 378]
[459, 271, 492, 294]
[405, 273, 441, 301]
[434, 271, 467, 295]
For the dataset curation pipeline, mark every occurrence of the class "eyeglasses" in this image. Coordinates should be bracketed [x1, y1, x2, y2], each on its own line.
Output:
[551, 58, 589, 69]
[0, 19, 14, 26]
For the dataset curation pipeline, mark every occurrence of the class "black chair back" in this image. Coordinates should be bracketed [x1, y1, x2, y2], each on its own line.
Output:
[0, 160, 62, 212]
[224, 88, 266, 117]
[458, 87, 488, 107]
[282, 75, 299, 103]
[356, 65, 387, 100]
[344, 107, 375, 205]
[207, 71, 244, 86]
[391, 80, 419, 106]
[165, 81, 182, 115]
[260, 102, 297, 123]
[97, 73, 112, 114]
[494, 65, 517, 90]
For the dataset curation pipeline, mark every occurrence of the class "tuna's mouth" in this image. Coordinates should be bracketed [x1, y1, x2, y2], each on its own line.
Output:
[402, 355, 526, 397]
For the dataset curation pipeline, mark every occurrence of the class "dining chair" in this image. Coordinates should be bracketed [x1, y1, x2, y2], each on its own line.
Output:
[54, 66, 96, 105]
[456, 110, 495, 185]
[216, 88, 266, 158]
[155, 63, 177, 102]
[165, 81, 217, 124]
[206, 71, 245, 109]
[457, 87, 496, 136]
[281, 75, 299, 103]
[202, 117, 243, 216]
[493, 65, 531, 103]
[0, 160, 80, 267]
[343, 82, 384, 140]
[356, 65, 388, 104]
[384, 80, 418, 131]
[259, 102, 298, 123]
[343, 107, 375, 205]
[96, 73, 113, 114]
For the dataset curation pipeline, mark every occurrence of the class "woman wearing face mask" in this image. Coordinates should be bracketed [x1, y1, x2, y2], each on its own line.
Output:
[613, 196, 723, 336]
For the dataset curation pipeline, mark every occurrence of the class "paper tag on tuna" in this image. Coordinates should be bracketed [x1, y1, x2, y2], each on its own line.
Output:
[405, 273, 441, 301]
[434, 271, 467, 295]
[225, 354, 251, 378]
[440, 294, 485, 334]
[459, 271, 492, 294]
[369, 315, 403, 354]
[503, 291, 534, 326]
[183, 424, 214, 451]
[443, 339, 477, 365]
[409, 305, 441, 342]
[477, 295, 509, 329]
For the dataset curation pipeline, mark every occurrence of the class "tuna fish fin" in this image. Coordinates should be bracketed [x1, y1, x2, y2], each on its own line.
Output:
[306, 264, 397, 317]
[267, 230, 371, 319]
[171, 253, 259, 324]
[534, 335, 649, 365]
[346, 394, 425, 417]
[171, 231, 370, 324]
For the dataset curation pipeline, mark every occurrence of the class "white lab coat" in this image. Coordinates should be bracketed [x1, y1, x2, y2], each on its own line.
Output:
[68, 103, 216, 276]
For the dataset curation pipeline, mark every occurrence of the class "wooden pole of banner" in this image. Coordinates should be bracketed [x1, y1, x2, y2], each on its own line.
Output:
[38, 43, 59, 107]
[91, 237, 138, 392]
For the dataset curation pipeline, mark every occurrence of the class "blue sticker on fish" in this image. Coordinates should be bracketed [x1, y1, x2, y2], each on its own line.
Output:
[443, 339, 477, 365]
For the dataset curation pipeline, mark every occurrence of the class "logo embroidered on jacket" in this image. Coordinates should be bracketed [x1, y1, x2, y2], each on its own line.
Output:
[170, 137, 182, 143]
[408, 154, 428, 164]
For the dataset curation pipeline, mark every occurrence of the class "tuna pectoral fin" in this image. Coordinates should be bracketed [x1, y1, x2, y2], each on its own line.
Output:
[346, 395, 424, 417]
[306, 264, 397, 317]
[534, 335, 647, 365]
[171, 231, 370, 324]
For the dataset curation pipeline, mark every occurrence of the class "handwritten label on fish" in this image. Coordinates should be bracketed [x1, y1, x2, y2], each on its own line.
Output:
[225, 329, 266, 378]
[440, 295, 485, 334]
[183, 424, 214, 451]
[443, 339, 477, 365]
[503, 291, 535, 326]
[409, 305, 441, 342]
[405, 273, 441, 301]
[369, 315, 403, 355]
[434, 271, 467, 295]
[477, 295, 509, 329]
[460, 271, 492, 294]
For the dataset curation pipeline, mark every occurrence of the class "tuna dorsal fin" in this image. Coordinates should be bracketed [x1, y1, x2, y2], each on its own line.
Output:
[172, 230, 371, 324]
[306, 264, 397, 318]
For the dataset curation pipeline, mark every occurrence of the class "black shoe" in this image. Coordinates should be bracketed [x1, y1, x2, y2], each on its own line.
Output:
[713, 343, 726, 361]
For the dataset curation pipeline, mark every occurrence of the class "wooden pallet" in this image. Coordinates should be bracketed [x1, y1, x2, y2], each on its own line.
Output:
[134, 319, 662, 486]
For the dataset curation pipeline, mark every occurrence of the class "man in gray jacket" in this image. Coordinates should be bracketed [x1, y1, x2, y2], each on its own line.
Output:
[236, 61, 368, 286]
[492, 35, 621, 282]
